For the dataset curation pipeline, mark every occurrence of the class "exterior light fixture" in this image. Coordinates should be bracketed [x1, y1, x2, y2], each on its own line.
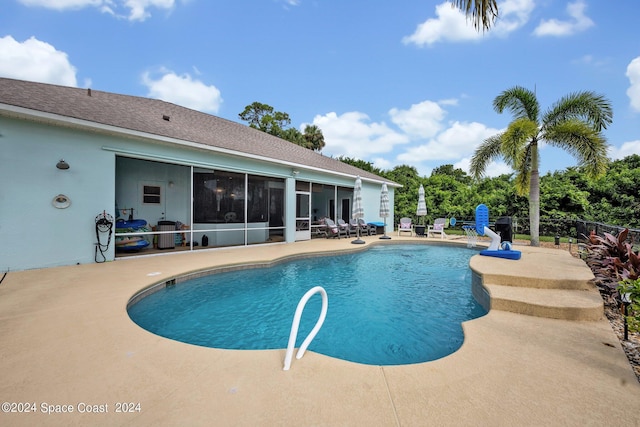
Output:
[52, 194, 71, 209]
[621, 293, 631, 341]
[56, 159, 70, 170]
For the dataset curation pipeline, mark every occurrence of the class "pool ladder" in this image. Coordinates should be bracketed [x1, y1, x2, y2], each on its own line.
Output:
[283, 286, 328, 371]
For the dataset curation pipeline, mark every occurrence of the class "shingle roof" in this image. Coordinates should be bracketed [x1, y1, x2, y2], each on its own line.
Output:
[0, 77, 394, 185]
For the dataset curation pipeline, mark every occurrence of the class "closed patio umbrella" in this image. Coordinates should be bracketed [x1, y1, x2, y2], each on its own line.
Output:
[379, 183, 391, 239]
[416, 184, 427, 236]
[416, 184, 427, 221]
[351, 176, 365, 244]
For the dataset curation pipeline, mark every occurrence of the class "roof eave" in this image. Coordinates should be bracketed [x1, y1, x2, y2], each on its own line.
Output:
[0, 103, 400, 187]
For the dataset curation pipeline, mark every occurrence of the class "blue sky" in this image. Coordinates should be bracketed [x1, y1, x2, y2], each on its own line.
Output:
[2, 0, 639, 178]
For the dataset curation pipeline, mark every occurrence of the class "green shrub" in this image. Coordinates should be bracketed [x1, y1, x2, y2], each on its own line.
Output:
[618, 278, 640, 333]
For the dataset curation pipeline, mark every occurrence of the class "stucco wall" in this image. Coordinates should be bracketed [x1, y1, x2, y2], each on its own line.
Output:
[0, 117, 115, 270]
[0, 115, 395, 271]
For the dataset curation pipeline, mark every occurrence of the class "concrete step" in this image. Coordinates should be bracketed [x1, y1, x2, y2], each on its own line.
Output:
[470, 250, 594, 290]
[484, 283, 603, 321]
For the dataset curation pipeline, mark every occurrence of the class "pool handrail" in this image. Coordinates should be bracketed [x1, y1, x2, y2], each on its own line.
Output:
[283, 286, 328, 371]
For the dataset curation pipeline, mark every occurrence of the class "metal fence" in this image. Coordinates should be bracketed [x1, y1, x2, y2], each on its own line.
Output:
[453, 217, 640, 244]
[511, 217, 640, 243]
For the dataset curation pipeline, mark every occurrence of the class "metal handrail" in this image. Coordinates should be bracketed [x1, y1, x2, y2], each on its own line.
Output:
[283, 286, 328, 371]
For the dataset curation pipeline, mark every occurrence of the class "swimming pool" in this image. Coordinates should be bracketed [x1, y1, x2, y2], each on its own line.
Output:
[128, 244, 487, 365]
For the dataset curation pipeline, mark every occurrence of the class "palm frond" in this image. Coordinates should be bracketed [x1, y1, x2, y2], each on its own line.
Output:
[470, 133, 503, 179]
[450, 0, 498, 31]
[543, 91, 613, 132]
[544, 119, 609, 178]
[493, 86, 539, 121]
[513, 170, 530, 196]
[501, 118, 537, 165]
[513, 143, 533, 195]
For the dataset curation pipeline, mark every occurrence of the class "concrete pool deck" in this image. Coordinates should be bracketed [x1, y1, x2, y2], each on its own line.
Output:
[1, 236, 639, 426]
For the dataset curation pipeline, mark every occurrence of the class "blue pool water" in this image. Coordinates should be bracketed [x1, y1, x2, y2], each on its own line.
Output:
[128, 244, 487, 365]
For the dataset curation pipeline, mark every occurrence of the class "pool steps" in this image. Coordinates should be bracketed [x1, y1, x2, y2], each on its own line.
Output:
[470, 247, 603, 321]
[484, 284, 603, 321]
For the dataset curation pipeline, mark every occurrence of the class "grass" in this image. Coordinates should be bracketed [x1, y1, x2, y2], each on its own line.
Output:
[444, 227, 574, 244]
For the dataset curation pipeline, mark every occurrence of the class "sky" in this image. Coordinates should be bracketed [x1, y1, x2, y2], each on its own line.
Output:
[1, 0, 639, 178]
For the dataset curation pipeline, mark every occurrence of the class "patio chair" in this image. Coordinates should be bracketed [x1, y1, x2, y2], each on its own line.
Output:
[397, 217, 413, 236]
[338, 219, 357, 236]
[357, 219, 376, 236]
[427, 218, 447, 239]
[324, 218, 345, 239]
[349, 219, 369, 237]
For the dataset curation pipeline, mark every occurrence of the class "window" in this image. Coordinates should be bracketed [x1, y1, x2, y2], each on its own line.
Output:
[193, 170, 244, 223]
[142, 185, 161, 204]
[193, 170, 284, 225]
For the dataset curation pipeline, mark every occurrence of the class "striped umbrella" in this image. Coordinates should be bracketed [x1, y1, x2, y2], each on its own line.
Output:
[379, 183, 390, 218]
[352, 176, 364, 220]
[379, 183, 391, 239]
[416, 184, 427, 219]
[351, 176, 365, 244]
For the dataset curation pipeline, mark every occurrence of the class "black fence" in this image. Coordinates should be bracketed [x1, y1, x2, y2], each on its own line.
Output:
[510, 218, 639, 244]
[453, 217, 640, 244]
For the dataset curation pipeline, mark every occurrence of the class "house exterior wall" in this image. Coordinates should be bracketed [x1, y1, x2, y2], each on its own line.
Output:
[1, 115, 395, 271]
[0, 117, 115, 270]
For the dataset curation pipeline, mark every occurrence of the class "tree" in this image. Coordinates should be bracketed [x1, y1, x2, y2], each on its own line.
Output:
[239, 102, 326, 150]
[539, 170, 590, 220]
[384, 165, 421, 222]
[586, 155, 640, 227]
[303, 125, 325, 151]
[474, 173, 527, 219]
[470, 86, 612, 246]
[450, 0, 498, 31]
[431, 164, 472, 185]
[280, 127, 306, 146]
[238, 102, 291, 137]
[423, 173, 476, 222]
[336, 156, 383, 175]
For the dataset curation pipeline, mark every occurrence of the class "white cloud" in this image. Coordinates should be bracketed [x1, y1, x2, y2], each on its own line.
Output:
[0, 36, 77, 86]
[573, 54, 609, 68]
[371, 156, 393, 172]
[142, 70, 223, 113]
[438, 98, 459, 106]
[533, 0, 594, 37]
[626, 56, 640, 112]
[608, 141, 640, 160]
[402, 0, 533, 47]
[397, 121, 501, 163]
[393, 121, 504, 177]
[492, 0, 535, 36]
[311, 111, 409, 159]
[17, 0, 178, 22]
[120, 0, 176, 21]
[402, 2, 482, 46]
[313, 101, 508, 178]
[389, 100, 446, 138]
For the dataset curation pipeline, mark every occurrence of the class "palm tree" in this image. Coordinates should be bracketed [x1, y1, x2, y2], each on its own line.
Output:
[451, 0, 498, 31]
[470, 86, 612, 246]
[303, 125, 325, 152]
